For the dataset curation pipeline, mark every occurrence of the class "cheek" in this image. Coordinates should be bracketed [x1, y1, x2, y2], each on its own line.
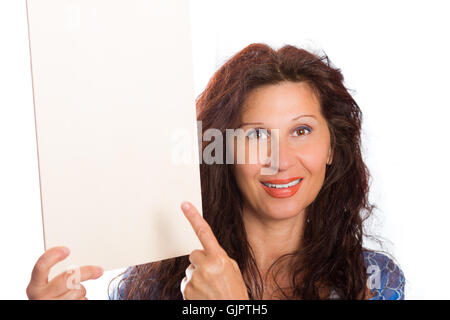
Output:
[296, 143, 329, 176]
[234, 164, 260, 192]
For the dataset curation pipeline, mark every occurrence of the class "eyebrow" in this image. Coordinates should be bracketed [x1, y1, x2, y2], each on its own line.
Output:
[238, 121, 264, 127]
[239, 114, 317, 127]
[291, 114, 317, 121]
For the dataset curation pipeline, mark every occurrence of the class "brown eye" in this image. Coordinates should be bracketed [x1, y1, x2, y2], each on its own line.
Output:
[296, 128, 306, 135]
[246, 128, 269, 140]
[293, 126, 312, 137]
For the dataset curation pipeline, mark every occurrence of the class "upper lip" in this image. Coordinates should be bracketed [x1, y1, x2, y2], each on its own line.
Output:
[260, 177, 303, 184]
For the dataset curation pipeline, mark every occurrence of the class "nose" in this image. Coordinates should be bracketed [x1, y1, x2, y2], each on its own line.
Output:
[261, 134, 296, 174]
[276, 138, 297, 172]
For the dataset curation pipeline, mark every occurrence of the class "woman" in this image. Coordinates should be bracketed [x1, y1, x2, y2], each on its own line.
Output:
[26, 43, 405, 300]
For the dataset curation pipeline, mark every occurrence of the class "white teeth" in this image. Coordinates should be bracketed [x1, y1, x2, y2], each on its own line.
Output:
[262, 178, 302, 189]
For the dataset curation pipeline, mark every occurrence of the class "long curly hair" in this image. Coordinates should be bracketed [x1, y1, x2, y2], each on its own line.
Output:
[110, 43, 378, 300]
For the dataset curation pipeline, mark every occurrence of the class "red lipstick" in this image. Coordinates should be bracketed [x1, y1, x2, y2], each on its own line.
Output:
[260, 177, 303, 198]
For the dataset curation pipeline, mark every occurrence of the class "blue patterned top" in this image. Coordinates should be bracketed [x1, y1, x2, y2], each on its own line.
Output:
[110, 250, 405, 300]
[363, 251, 405, 300]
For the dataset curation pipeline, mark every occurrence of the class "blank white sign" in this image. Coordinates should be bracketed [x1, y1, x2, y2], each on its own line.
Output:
[26, 0, 203, 280]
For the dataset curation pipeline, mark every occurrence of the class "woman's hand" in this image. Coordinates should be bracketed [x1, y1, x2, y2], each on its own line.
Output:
[26, 246, 104, 300]
[180, 202, 249, 300]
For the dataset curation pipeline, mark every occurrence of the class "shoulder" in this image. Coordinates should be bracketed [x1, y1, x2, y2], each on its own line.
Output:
[363, 250, 405, 300]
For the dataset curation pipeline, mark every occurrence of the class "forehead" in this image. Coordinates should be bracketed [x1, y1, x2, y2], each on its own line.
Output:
[240, 81, 321, 121]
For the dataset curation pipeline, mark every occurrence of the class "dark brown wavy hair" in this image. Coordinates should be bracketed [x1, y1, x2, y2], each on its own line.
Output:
[110, 43, 379, 300]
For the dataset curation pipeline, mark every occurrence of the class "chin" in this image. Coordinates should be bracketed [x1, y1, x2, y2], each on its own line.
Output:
[261, 198, 306, 221]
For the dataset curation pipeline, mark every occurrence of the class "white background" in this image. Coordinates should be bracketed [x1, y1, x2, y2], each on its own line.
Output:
[1, 0, 449, 299]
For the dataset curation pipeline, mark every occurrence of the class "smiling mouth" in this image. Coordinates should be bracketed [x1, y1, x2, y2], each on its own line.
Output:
[259, 177, 304, 198]
[260, 178, 303, 189]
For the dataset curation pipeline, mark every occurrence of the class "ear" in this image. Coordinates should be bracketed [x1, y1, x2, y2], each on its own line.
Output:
[326, 147, 333, 165]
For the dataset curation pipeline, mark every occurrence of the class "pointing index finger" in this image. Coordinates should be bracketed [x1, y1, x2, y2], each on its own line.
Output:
[181, 202, 224, 255]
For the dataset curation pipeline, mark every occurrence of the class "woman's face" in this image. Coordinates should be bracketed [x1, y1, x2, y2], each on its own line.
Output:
[233, 81, 332, 221]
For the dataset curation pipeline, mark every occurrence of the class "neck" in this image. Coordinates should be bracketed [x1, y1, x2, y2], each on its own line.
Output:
[242, 202, 306, 280]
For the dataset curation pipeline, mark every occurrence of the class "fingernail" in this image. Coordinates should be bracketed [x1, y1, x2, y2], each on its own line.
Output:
[181, 202, 190, 211]
[62, 247, 70, 255]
